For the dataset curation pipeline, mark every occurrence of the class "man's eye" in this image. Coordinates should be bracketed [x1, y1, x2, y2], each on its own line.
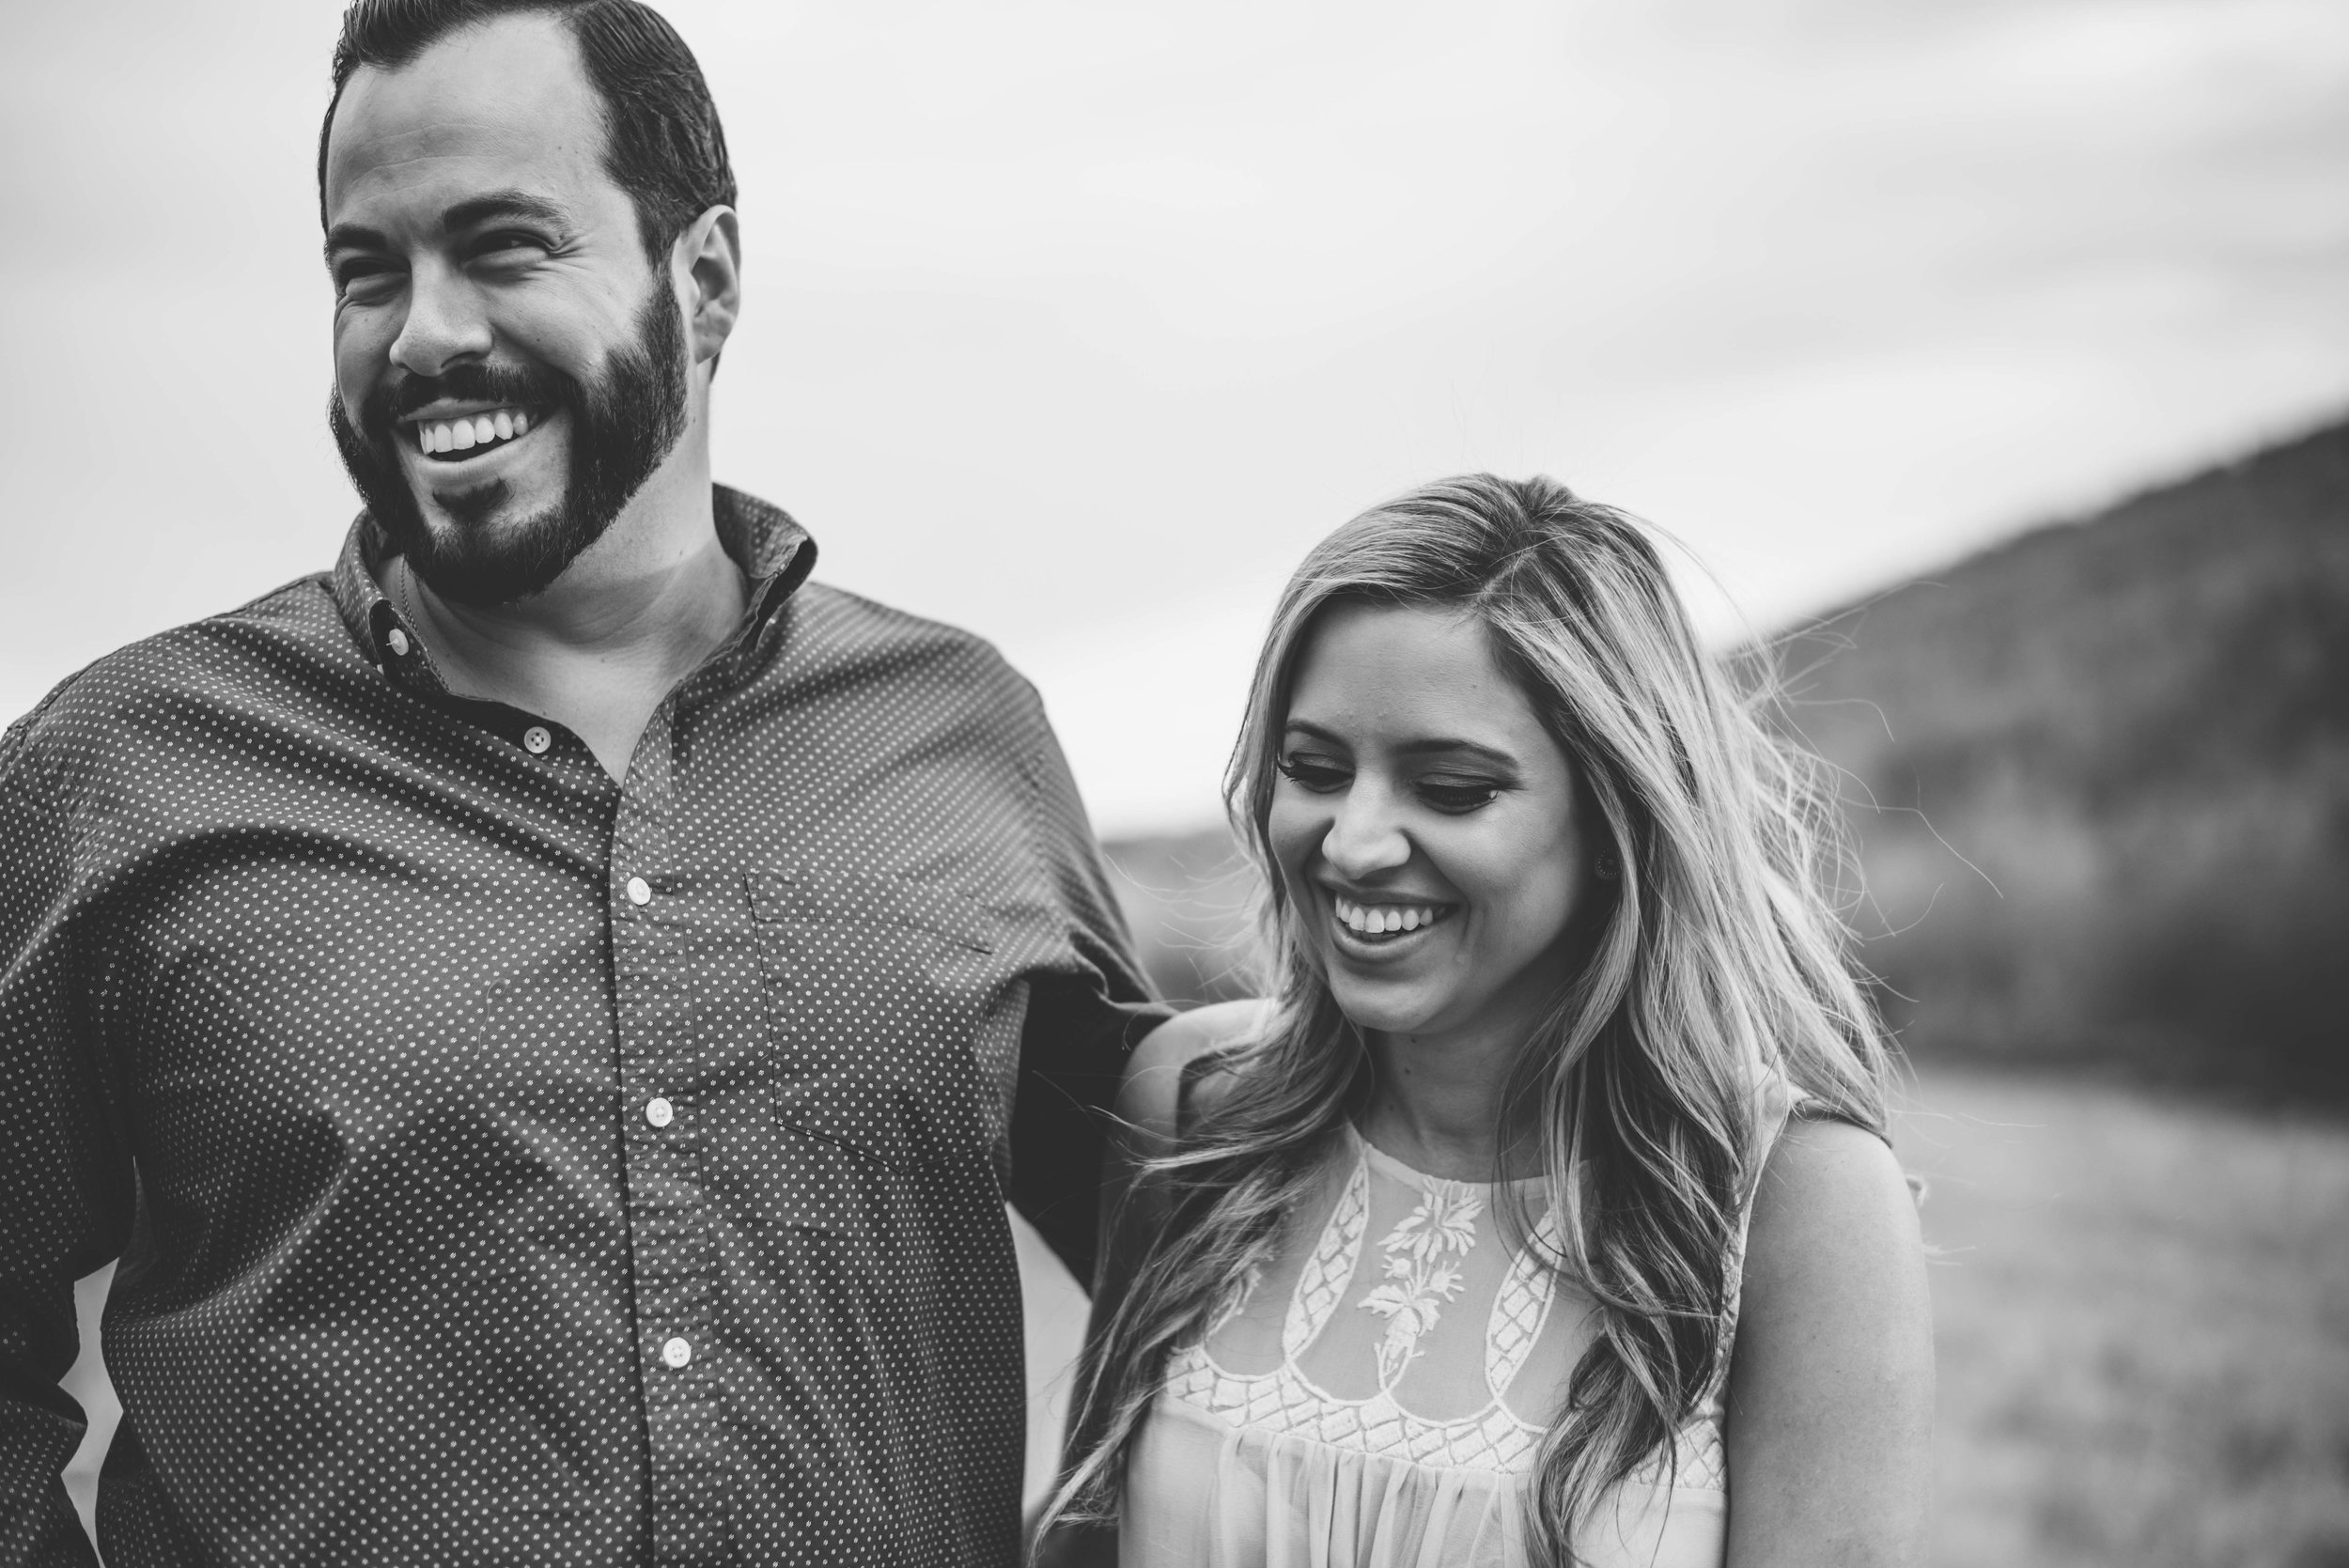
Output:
[475, 231, 551, 259]
[1416, 778, 1501, 815]
[1276, 755, 1350, 793]
[334, 261, 397, 299]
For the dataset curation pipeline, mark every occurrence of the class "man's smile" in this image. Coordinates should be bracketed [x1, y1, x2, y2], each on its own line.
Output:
[400, 402, 550, 463]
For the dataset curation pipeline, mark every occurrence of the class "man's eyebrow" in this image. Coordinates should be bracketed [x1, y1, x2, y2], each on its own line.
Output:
[440, 191, 569, 232]
[323, 223, 389, 260]
[322, 193, 569, 260]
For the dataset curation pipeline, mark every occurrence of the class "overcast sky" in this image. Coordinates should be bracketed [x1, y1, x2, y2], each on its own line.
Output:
[3, 0, 2344, 833]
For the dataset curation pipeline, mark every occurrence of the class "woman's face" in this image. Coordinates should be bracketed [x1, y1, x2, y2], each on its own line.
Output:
[1268, 601, 1600, 1050]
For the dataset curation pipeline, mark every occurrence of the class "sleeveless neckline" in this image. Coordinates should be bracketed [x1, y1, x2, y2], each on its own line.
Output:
[1127, 1067, 1804, 1566]
[1343, 1120, 1553, 1196]
[1169, 1124, 1567, 1474]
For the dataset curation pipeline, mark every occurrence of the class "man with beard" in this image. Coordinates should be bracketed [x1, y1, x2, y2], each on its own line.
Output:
[0, 3, 1163, 1564]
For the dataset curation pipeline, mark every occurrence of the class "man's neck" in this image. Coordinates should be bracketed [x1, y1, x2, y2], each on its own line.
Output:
[392, 458, 749, 781]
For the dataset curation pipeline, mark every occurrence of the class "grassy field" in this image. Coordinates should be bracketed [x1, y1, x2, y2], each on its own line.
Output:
[63, 1064, 2349, 1564]
[1892, 1064, 2349, 1568]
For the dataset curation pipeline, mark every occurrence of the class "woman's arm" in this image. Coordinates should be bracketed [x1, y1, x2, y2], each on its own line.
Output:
[1723, 1118, 1935, 1567]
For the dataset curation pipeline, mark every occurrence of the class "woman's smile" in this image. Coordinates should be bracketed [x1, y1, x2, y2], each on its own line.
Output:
[1323, 888, 1461, 954]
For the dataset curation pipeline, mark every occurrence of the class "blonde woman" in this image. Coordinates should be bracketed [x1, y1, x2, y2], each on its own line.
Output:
[1041, 476, 1932, 1566]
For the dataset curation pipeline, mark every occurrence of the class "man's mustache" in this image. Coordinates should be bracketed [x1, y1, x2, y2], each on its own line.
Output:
[366, 363, 570, 429]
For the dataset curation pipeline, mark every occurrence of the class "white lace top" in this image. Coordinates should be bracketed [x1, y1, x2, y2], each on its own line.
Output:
[1123, 1082, 1793, 1568]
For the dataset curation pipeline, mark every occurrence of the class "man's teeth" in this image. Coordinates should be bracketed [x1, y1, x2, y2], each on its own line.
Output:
[414, 409, 531, 455]
[1331, 895, 1448, 936]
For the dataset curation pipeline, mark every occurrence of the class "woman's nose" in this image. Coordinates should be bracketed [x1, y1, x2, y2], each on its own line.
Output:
[1319, 784, 1411, 880]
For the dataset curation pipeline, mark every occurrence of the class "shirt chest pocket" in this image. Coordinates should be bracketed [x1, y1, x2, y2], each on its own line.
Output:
[746, 868, 1007, 1174]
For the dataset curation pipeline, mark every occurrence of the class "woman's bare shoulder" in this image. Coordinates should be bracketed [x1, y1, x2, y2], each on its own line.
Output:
[1747, 1116, 1921, 1271]
[1117, 999, 1274, 1145]
[1726, 1114, 1934, 1560]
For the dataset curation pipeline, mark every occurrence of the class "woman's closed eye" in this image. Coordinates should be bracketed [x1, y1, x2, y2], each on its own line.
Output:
[1414, 775, 1503, 814]
[1276, 753, 1351, 793]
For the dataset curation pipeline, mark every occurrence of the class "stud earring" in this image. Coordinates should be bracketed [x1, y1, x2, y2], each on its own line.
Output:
[1595, 850, 1621, 881]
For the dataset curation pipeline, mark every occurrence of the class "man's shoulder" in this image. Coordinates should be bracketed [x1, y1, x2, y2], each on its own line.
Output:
[792, 579, 1018, 665]
[5, 573, 344, 767]
[788, 578, 1045, 718]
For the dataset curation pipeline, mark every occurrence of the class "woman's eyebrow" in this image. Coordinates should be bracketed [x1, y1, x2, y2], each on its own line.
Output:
[1394, 737, 1518, 768]
[1283, 720, 1517, 768]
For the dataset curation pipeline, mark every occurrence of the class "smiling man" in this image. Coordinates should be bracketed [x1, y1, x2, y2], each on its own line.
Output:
[0, 3, 1162, 1564]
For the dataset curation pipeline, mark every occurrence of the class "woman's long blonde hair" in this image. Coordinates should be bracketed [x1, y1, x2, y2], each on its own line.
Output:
[1046, 474, 1894, 1562]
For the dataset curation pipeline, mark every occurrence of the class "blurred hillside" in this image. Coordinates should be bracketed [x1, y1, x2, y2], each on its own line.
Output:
[1781, 416, 2349, 1100]
[1103, 417, 2349, 1100]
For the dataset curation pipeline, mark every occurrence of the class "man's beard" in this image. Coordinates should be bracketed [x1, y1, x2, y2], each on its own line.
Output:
[331, 283, 691, 608]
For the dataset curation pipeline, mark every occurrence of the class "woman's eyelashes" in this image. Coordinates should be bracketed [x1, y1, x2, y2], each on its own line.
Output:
[1276, 753, 1350, 792]
[1414, 776, 1503, 814]
[1275, 753, 1506, 814]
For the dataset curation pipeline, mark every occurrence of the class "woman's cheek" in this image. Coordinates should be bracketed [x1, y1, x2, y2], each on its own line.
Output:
[1266, 806, 1328, 923]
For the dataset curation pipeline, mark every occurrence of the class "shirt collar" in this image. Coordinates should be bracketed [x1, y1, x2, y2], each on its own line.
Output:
[330, 485, 818, 675]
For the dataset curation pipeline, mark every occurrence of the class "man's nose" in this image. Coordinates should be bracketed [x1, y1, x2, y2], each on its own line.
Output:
[387, 262, 492, 379]
[1319, 782, 1412, 880]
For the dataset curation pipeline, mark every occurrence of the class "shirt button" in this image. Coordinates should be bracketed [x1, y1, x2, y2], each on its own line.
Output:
[626, 876, 652, 906]
[522, 725, 552, 754]
[661, 1336, 692, 1369]
[645, 1096, 675, 1128]
[385, 628, 411, 658]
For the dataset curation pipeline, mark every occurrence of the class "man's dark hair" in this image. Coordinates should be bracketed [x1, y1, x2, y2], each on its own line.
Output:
[318, 0, 737, 264]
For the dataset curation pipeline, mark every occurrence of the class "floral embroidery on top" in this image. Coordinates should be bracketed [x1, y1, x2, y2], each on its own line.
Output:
[1357, 1179, 1484, 1386]
[1210, 1259, 1266, 1334]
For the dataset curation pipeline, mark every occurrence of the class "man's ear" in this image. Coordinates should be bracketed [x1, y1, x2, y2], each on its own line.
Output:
[676, 205, 741, 369]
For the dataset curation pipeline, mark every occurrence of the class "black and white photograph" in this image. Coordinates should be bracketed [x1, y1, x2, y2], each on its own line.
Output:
[2, 2, 2344, 1564]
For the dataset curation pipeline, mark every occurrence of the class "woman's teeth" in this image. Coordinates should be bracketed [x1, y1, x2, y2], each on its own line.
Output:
[1332, 894, 1450, 937]
[414, 408, 531, 457]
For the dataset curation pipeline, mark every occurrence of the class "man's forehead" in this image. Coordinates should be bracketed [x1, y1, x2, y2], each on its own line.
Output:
[323, 13, 608, 218]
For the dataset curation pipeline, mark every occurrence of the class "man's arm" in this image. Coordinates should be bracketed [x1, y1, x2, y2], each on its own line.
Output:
[0, 717, 132, 1566]
[1002, 722, 1174, 1283]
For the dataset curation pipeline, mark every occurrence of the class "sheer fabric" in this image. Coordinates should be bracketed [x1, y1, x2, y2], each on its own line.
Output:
[1124, 1077, 1795, 1567]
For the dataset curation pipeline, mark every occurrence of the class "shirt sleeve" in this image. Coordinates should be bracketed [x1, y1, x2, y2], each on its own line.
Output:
[1006, 720, 1174, 1285]
[0, 714, 131, 1565]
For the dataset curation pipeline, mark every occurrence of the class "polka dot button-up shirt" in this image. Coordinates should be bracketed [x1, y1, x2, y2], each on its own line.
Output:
[0, 489, 1167, 1566]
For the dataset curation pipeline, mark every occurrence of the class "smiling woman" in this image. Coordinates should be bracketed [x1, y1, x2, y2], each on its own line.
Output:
[1269, 601, 1601, 1063]
[1040, 475, 1933, 1567]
